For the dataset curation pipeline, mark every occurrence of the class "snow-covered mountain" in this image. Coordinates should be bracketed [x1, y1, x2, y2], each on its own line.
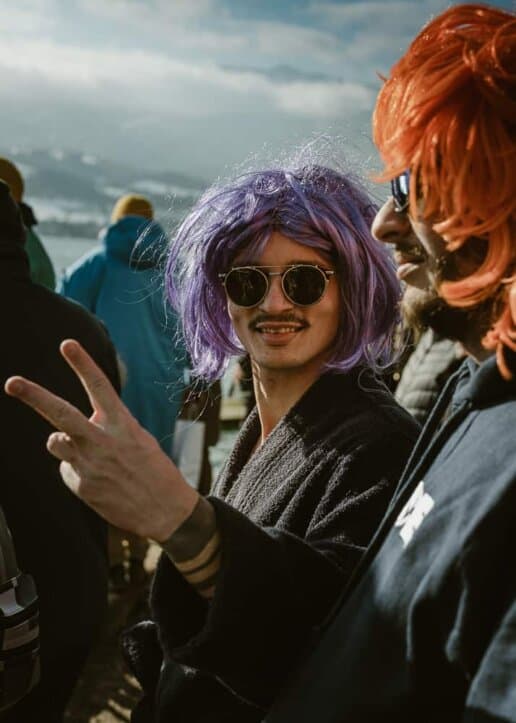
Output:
[6, 148, 207, 239]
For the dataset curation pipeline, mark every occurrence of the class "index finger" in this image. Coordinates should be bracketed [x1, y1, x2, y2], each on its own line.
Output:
[5, 376, 93, 438]
[60, 339, 122, 419]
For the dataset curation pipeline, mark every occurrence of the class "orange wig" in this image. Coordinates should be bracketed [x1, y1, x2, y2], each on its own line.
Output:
[373, 4, 516, 377]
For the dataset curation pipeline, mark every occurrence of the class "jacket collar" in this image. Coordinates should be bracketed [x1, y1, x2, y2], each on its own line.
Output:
[452, 351, 516, 410]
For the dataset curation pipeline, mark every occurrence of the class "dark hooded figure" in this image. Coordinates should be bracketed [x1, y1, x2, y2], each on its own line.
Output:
[0, 180, 121, 721]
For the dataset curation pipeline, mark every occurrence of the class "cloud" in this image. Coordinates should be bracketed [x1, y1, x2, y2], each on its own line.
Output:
[252, 21, 343, 65]
[86, 3, 344, 68]
[310, 0, 449, 30]
[77, 0, 248, 54]
[0, 36, 371, 120]
[0, 40, 233, 112]
[0, 0, 398, 177]
[1, 1, 57, 36]
[79, 0, 224, 23]
[303, 0, 456, 81]
[0, 0, 382, 83]
[222, 64, 340, 84]
[274, 82, 373, 116]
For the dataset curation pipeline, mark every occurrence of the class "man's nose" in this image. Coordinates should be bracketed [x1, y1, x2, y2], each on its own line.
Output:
[371, 197, 411, 244]
[258, 274, 293, 312]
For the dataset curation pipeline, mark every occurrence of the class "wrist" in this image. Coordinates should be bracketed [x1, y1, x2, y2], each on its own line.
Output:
[151, 482, 200, 544]
[160, 497, 222, 599]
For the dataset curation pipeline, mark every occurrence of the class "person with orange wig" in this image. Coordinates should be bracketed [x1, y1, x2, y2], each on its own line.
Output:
[260, 4, 516, 721]
[374, 2, 516, 378]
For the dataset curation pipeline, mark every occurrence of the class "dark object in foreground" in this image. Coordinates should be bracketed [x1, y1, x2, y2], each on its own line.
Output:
[0, 179, 121, 721]
[0, 506, 39, 712]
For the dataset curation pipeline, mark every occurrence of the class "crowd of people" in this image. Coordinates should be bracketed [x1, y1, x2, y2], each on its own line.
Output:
[0, 3, 514, 721]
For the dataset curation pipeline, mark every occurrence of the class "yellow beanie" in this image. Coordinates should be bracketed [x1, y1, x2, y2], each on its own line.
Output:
[0, 158, 24, 203]
[111, 194, 154, 222]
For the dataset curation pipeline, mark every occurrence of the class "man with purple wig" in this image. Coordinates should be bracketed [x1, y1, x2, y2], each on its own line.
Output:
[5, 164, 418, 720]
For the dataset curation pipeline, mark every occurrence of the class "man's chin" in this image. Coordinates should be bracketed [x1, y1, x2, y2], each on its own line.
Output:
[402, 287, 470, 342]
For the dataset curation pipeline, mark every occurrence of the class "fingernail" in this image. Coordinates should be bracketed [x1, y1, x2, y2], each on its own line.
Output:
[6, 379, 22, 394]
[61, 340, 77, 357]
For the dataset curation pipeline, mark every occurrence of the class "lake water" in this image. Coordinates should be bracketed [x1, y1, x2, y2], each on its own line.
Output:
[45, 234, 98, 277]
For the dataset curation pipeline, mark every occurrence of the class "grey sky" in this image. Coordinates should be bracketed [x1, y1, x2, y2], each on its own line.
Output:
[0, 0, 513, 180]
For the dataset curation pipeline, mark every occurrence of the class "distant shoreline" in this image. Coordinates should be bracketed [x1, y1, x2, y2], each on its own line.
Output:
[43, 234, 98, 276]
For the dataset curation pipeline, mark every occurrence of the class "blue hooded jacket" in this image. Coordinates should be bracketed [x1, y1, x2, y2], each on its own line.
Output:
[59, 216, 187, 458]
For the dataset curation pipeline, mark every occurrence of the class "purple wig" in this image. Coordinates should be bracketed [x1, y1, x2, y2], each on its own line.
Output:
[166, 165, 400, 381]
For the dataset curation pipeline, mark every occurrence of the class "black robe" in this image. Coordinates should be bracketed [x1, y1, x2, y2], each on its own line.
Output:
[125, 369, 419, 722]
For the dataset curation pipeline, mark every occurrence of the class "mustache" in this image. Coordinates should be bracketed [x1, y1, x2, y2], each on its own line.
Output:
[249, 313, 308, 330]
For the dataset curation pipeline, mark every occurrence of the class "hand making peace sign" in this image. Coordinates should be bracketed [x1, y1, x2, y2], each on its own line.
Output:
[4, 339, 199, 542]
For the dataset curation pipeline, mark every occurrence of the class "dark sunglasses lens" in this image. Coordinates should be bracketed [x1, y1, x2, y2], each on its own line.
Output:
[391, 171, 410, 210]
[283, 266, 326, 305]
[225, 268, 267, 307]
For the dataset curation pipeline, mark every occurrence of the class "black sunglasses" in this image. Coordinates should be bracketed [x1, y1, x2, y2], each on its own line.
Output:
[391, 169, 411, 213]
[219, 264, 336, 308]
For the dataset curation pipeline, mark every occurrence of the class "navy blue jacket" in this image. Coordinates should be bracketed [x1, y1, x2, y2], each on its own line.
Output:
[266, 353, 516, 722]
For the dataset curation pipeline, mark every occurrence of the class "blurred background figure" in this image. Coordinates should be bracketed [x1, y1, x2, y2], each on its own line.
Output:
[59, 193, 188, 590]
[0, 156, 56, 290]
[177, 378, 222, 496]
[393, 328, 465, 425]
[0, 179, 120, 722]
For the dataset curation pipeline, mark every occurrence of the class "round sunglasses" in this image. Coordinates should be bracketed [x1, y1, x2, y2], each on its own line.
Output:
[218, 264, 336, 308]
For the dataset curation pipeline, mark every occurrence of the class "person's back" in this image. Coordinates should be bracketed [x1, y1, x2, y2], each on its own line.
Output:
[0, 181, 121, 721]
[60, 196, 186, 458]
[59, 195, 187, 588]
[0, 156, 56, 290]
